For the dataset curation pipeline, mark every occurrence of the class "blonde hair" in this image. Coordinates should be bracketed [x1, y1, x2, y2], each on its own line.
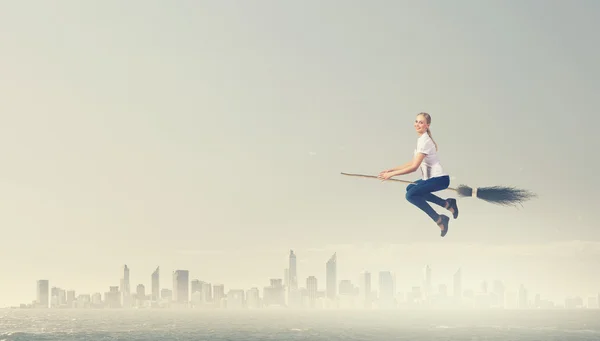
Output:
[418, 112, 438, 151]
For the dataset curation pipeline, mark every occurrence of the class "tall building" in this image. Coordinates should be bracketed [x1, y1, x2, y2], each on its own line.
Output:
[122, 265, 131, 308]
[91, 293, 102, 306]
[50, 287, 65, 308]
[306, 276, 318, 308]
[105, 286, 121, 308]
[66, 290, 76, 308]
[518, 284, 528, 309]
[161, 288, 172, 300]
[423, 265, 432, 298]
[213, 284, 225, 306]
[191, 279, 203, 294]
[263, 279, 285, 307]
[201, 282, 212, 303]
[289, 250, 297, 290]
[36, 280, 49, 308]
[50, 287, 59, 307]
[227, 289, 245, 309]
[151, 267, 160, 302]
[378, 271, 395, 301]
[338, 280, 357, 296]
[136, 284, 146, 300]
[59, 289, 66, 306]
[246, 287, 260, 308]
[326, 252, 337, 300]
[360, 271, 371, 306]
[453, 268, 462, 298]
[172, 270, 189, 304]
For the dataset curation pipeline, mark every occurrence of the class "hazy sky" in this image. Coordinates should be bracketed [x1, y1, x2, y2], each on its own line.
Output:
[1, 0, 599, 308]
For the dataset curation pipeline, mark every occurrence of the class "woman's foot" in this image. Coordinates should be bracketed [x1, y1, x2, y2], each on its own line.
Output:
[445, 198, 459, 219]
[437, 215, 450, 237]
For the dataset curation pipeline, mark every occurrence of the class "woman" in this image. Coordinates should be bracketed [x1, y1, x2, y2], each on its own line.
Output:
[378, 112, 458, 237]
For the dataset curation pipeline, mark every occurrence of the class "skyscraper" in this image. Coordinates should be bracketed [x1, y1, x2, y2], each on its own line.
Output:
[453, 268, 462, 298]
[424, 265, 432, 298]
[326, 252, 337, 300]
[378, 271, 394, 300]
[191, 279, 202, 294]
[246, 288, 260, 308]
[122, 265, 131, 308]
[360, 271, 371, 306]
[136, 284, 146, 300]
[306, 276, 317, 308]
[518, 284, 528, 309]
[201, 282, 212, 303]
[151, 266, 160, 302]
[123, 265, 130, 292]
[213, 284, 225, 306]
[172, 270, 189, 304]
[106, 286, 121, 308]
[50, 287, 61, 308]
[66, 290, 76, 308]
[289, 250, 297, 290]
[36, 280, 49, 308]
[263, 279, 284, 307]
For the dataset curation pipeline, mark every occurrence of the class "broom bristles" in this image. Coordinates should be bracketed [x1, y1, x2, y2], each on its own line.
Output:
[456, 184, 537, 206]
[456, 185, 473, 197]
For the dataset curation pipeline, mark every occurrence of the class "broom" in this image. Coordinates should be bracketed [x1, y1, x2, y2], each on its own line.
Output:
[340, 172, 536, 207]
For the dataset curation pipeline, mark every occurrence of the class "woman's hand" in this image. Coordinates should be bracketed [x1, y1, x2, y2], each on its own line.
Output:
[378, 170, 394, 180]
[379, 169, 393, 177]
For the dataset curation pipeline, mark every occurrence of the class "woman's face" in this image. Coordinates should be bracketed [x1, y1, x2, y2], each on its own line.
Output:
[414, 115, 429, 134]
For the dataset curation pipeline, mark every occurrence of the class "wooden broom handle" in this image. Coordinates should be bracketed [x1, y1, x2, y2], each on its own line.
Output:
[340, 172, 458, 192]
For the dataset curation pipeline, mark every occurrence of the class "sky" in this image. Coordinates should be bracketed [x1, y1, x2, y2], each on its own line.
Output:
[1, 0, 599, 308]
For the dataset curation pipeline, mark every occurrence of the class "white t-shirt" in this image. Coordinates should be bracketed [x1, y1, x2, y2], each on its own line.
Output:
[414, 133, 447, 180]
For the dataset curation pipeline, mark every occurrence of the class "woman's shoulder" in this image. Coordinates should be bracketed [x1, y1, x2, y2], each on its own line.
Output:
[416, 134, 436, 154]
[417, 133, 433, 144]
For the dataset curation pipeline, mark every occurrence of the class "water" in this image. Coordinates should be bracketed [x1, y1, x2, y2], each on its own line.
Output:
[1, 309, 600, 340]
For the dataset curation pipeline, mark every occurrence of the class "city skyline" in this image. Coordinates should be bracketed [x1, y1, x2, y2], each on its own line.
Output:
[16, 248, 600, 311]
[4, 239, 600, 308]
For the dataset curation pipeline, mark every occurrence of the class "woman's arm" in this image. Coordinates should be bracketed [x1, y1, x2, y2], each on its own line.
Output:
[380, 161, 412, 175]
[380, 153, 426, 179]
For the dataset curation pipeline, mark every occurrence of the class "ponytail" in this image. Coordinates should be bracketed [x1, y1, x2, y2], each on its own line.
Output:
[427, 128, 438, 151]
[418, 112, 438, 151]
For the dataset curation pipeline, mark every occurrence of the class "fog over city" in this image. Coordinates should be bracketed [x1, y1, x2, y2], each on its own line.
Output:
[12, 241, 600, 311]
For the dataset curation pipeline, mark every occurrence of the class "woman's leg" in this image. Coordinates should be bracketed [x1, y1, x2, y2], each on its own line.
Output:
[423, 193, 458, 218]
[408, 178, 458, 218]
[422, 192, 448, 208]
[405, 176, 452, 236]
[405, 176, 450, 222]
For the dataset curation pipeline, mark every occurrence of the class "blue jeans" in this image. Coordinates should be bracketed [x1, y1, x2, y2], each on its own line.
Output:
[405, 175, 450, 222]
